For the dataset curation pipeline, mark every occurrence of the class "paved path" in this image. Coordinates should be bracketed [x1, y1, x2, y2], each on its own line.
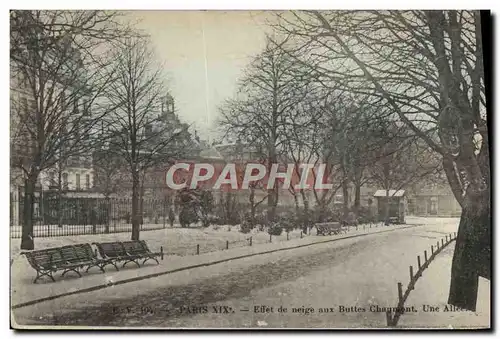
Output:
[11, 223, 405, 307]
[12, 218, 489, 329]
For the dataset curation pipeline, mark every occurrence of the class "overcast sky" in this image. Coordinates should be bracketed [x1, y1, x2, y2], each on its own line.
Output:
[130, 11, 275, 141]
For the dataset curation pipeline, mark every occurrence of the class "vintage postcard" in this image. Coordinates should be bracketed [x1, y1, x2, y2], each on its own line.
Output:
[10, 9, 491, 329]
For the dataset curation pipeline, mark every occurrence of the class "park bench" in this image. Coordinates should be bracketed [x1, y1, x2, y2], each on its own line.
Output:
[22, 244, 109, 283]
[60, 243, 116, 273]
[315, 222, 346, 236]
[93, 240, 163, 270]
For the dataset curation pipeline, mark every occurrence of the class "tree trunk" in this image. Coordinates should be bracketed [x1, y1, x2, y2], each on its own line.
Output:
[267, 187, 278, 223]
[131, 170, 140, 240]
[249, 186, 256, 226]
[354, 183, 361, 215]
[448, 189, 490, 311]
[300, 190, 311, 234]
[342, 180, 349, 219]
[57, 168, 63, 228]
[105, 196, 110, 234]
[266, 153, 278, 223]
[139, 181, 145, 226]
[384, 188, 391, 226]
[21, 173, 38, 250]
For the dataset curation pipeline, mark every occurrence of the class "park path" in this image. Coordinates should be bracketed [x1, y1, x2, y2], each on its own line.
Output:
[11, 221, 406, 307]
[12, 217, 489, 329]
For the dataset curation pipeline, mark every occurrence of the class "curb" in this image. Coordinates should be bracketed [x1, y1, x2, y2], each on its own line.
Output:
[12, 224, 419, 309]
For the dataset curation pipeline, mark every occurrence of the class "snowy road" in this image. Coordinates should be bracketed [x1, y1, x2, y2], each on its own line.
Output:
[12, 219, 490, 329]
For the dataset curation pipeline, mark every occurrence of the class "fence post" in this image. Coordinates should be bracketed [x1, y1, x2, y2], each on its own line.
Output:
[249, 236, 252, 246]
[409, 265, 414, 284]
[160, 246, 164, 260]
[431, 245, 434, 255]
[300, 231, 303, 239]
[417, 256, 421, 271]
[226, 240, 229, 250]
[436, 241, 440, 250]
[287, 232, 289, 241]
[441, 238, 444, 247]
[196, 244, 200, 255]
[386, 310, 392, 326]
[269, 234, 272, 243]
[424, 250, 428, 263]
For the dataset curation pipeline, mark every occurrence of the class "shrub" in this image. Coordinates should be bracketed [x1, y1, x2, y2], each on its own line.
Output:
[208, 215, 224, 225]
[276, 213, 295, 233]
[357, 206, 375, 224]
[179, 207, 199, 228]
[268, 222, 283, 236]
[240, 220, 253, 234]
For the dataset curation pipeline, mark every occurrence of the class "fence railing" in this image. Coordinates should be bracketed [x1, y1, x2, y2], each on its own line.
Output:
[385, 232, 457, 327]
[10, 196, 172, 238]
[190, 230, 309, 256]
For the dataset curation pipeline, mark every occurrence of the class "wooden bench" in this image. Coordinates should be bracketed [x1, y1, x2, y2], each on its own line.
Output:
[93, 240, 163, 270]
[315, 222, 346, 236]
[22, 244, 108, 283]
[60, 243, 116, 273]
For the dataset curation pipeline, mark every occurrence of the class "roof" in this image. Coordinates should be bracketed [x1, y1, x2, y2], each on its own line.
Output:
[199, 147, 223, 159]
[373, 190, 405, 197]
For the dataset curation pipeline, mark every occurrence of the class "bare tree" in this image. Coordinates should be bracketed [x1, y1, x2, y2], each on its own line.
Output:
[219, 36, 312, 222]
[368, 124, 442, 224]
[10, 10, 128, 249]
[104, 36, 192, 240]
[274, 10, 489, 310]
[93, 143, 128, 232]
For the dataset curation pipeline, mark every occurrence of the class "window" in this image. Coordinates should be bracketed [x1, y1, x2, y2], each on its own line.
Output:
[62, 173, 68, 190]
[85, 174, 90, 190]
[76, 173, 81, 190]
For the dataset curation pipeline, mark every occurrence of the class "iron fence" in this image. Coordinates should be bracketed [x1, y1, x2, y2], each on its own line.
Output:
[10, 195, 172, 238]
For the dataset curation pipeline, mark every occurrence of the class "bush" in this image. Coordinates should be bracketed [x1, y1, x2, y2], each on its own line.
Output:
[208, 215, 224, 225]
[179, 207, 199, 228]
[276, 213, 295, 233]
[357, 206, 375, 224]
[240, 220, 253, 234]
[268, 222, 283, 236]
[226, 213, 241, 226]
[343, 211, 359, 226]
[240, 213, 254, 234]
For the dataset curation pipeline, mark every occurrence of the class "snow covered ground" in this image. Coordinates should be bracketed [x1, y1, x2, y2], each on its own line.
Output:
[13, 217, 487, 329]
[11, 221, 407, 307]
